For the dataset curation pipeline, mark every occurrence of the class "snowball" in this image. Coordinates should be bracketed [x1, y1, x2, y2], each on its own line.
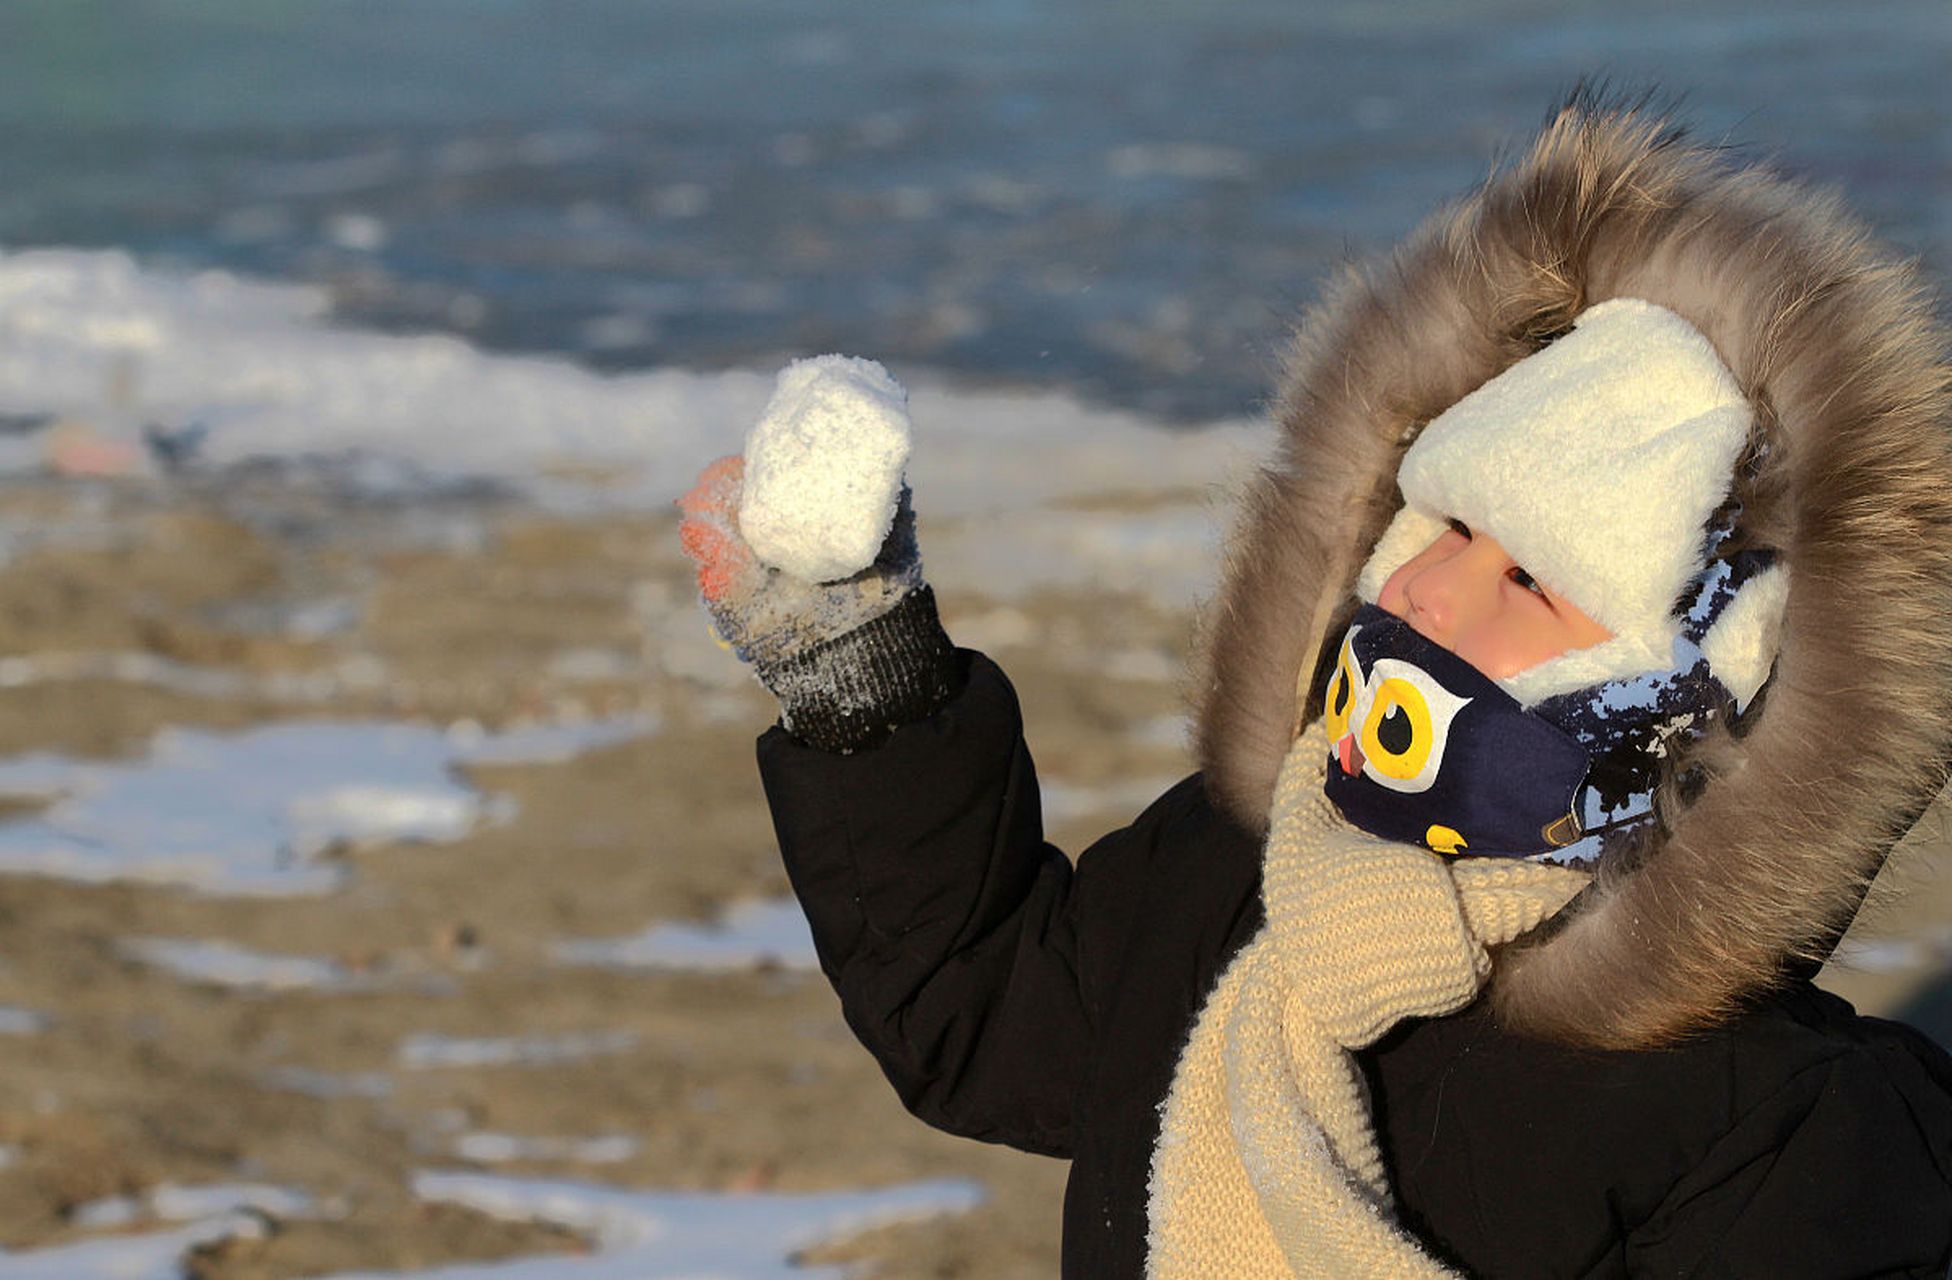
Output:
[738, 355, 911, 582]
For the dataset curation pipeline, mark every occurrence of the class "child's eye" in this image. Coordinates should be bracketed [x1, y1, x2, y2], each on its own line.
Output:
[1508, 565, 1548, 599]
[1446, 517, 1472, 540]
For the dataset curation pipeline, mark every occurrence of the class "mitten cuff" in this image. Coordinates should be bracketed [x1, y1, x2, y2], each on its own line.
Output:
[755, 585, 960, 752]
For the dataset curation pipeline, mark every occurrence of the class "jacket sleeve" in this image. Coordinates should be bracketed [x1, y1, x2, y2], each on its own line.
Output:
[756, 650, 1216, 1159]
[1625, 1022, 1952, 1279]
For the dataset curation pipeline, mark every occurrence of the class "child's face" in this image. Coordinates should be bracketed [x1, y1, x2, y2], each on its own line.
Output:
[1376, 520, 1612, 679]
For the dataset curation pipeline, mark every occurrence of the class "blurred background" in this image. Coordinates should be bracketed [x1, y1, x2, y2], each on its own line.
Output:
[0, 2, 1942, 1276]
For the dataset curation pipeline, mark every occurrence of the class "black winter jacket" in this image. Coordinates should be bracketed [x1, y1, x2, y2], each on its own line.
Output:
[760, 654, 1952, 1279]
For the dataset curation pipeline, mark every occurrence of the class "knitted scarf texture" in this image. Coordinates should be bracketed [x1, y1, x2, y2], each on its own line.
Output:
[1146, 722, 1589, 1278]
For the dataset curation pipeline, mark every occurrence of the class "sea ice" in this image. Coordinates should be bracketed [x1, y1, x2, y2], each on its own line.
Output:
[738, 355, 911, 582]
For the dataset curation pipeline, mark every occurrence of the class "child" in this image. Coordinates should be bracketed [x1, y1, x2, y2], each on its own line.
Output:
[679, 100, 1952, 1277]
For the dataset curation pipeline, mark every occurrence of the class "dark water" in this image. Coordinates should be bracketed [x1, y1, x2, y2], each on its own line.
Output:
[0, 1, 1944, 419]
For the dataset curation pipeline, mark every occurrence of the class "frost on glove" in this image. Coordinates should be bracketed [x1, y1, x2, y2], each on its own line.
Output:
[677, 454, 959, 751]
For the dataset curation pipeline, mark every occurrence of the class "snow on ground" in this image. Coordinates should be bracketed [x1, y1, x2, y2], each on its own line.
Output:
[447, 715, 658, 767]
[0, 1007, 48, 1034]
[1833, 924, 1952, 975]
[397, 1031, 638, 1070]
[258, 1066, 394, 1099]
[0, 1166, 977, 1280]
[0, 716, 655, 894]
[123, 937, 359, 992]
[0, 649, 386, 703]
[317, 1172, 982, 1280]
[0, 1217, 253, 1280]
[0, 249, 1259, 604]
[0, 1183, 314, 1280]
[552, 899, 818, 973]
[452, 1133, 639, 1165]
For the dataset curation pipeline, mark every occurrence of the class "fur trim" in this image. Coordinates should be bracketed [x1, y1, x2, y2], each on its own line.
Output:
[1191, 96, 1952, 1048]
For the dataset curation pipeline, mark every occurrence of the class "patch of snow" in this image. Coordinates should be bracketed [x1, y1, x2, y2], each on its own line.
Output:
[259, 1066, 394, 1099]
[1832, 924, 1952, 975]
[1131, 713, 1192, 752]
[0, 250, 1256, 599]
[0, 715, 651, 895]
[447, 715, 657, 767]
[149, 1182, 314, 1221]
[311, 1171, 982, 1279]
[552, 899, 817, 973]
[543, 648, 640, 684]
[124, 937, 354, 992]
[1102, 648, 1179, 683]
[0, 1007, 50, 1035]
[944, 605, 1040, 651]
[0, 1216, 259, 1280]
[453, 1133, 638, 1165]
[0, 1183, 312, 1280]
[69, 1195, 140, 1230]
[398, 1031, 638, 1070]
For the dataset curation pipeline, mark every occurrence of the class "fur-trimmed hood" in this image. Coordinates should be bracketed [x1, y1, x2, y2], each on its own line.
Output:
[1193, 98, 1952, 1050]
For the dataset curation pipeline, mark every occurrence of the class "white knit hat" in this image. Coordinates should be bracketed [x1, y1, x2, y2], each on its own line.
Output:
[1356, 298, 1787, 707]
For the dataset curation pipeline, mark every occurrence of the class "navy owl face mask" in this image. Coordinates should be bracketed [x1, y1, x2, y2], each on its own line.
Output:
[1322, 534, 1773, 864]
[1321, 606, 1594, 860]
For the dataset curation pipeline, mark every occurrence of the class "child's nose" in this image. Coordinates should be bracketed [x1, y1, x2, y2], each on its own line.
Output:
[1405, 545, 1495, 639]
[1403, 570, 1454, 639]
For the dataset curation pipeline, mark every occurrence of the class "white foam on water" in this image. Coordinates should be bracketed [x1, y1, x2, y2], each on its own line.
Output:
[311, 1171, 982, 1279]
[0, 715, 655, 895]
[552, 898, 818, 973]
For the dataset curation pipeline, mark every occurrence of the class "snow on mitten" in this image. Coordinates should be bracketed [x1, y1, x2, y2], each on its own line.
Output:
[677, 454, 957, 750]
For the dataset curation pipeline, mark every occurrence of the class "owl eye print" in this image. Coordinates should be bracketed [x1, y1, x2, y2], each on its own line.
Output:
[1324, 629, 1473, 795]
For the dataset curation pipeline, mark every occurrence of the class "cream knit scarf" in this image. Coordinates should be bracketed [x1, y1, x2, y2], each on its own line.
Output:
[1146, 722, 1590, 1278]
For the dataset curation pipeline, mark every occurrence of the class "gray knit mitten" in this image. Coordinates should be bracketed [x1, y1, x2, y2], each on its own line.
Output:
[677, 454, 958, 750]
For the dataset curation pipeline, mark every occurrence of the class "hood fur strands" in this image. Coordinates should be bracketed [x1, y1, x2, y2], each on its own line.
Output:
[1192, 94, 1952, 1050]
